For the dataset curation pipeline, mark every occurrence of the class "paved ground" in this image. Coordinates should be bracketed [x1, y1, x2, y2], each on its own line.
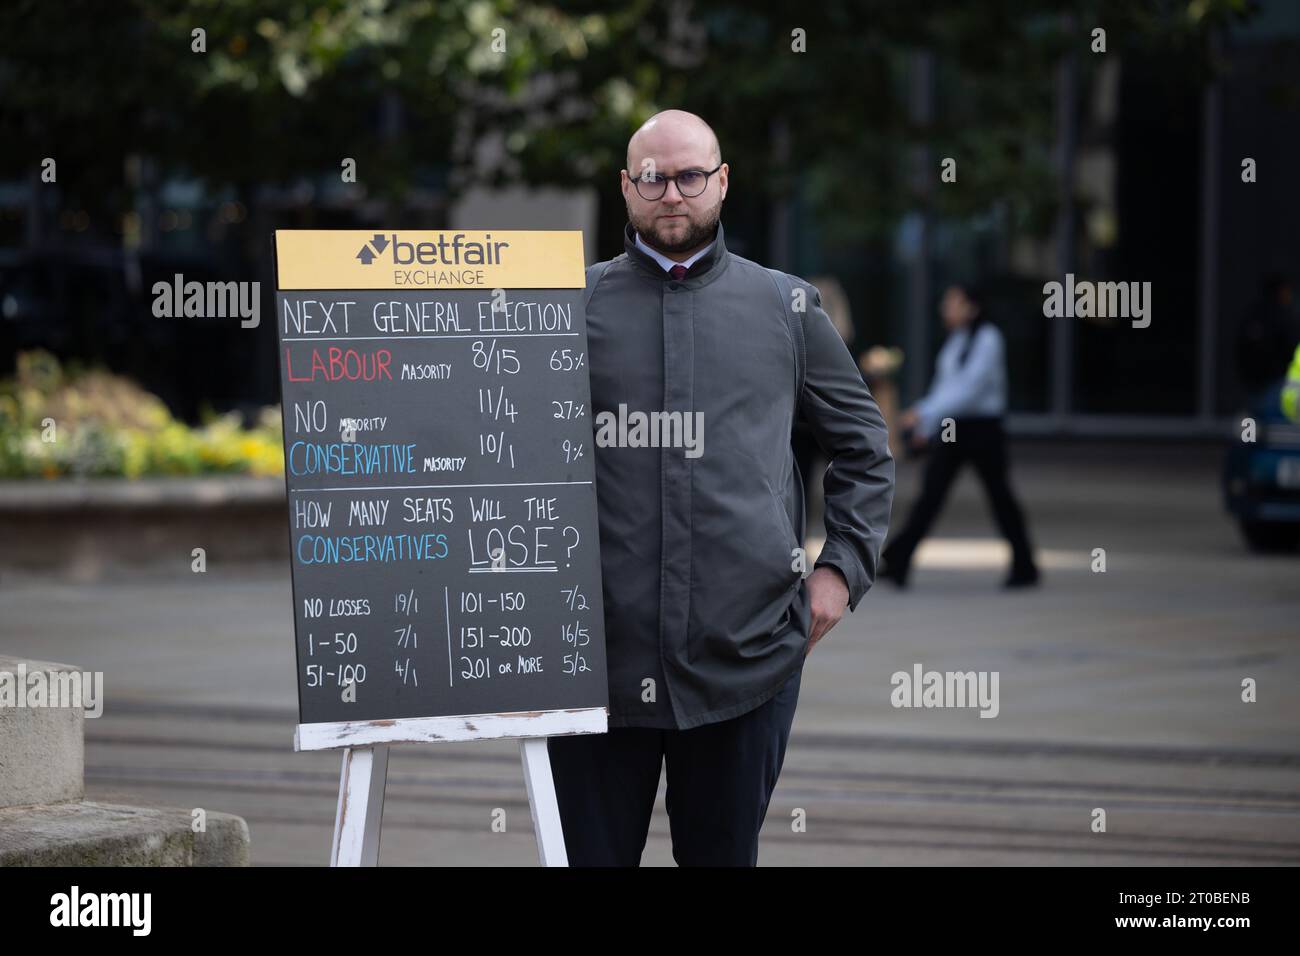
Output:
[2, 442, 1297, 865]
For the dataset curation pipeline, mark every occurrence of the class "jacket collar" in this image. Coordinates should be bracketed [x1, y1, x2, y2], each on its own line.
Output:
[623, 220, 729, 287]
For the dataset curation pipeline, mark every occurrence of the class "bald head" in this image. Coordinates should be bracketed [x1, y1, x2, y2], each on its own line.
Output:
[621, 109, 728, 259]
[626, 109, 721, 175]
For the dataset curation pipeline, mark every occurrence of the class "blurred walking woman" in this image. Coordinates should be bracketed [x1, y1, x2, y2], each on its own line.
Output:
[880, 284, 1039, 588]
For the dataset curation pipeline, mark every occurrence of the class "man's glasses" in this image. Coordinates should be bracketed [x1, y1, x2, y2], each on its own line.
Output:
[627, 164, 722, 201]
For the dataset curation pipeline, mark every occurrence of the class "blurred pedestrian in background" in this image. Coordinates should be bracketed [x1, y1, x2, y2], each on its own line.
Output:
[1282, 343, 1300, 423]
[880, 283, 1039, 589]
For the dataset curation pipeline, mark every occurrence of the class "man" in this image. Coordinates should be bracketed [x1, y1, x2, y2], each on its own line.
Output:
[547, 110, 894, 866]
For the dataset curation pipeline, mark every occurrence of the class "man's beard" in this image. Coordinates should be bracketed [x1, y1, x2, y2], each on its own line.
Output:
[628, 197, 722, 255]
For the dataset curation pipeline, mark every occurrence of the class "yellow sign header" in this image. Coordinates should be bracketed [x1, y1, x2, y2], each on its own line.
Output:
[274, 230, 586, 290]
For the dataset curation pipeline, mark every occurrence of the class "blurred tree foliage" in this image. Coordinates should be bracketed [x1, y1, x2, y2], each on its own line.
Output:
[0, 0, 1256, 244]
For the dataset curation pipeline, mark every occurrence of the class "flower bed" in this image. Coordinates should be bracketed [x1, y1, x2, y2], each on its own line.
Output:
[0, 351, 284, 479]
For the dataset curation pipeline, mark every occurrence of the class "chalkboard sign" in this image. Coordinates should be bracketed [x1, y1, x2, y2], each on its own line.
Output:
[273, 230, 608, 748]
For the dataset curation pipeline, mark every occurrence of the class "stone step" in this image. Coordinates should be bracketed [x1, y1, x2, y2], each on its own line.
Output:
[0, 801, 248, 866]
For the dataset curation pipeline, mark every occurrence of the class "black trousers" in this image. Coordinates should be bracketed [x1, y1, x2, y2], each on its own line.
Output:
[547, 661, 803, 866]
[884, 416, 1036, 575]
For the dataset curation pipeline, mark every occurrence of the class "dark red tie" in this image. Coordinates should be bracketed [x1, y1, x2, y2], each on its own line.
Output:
[669, 264, 688, 281]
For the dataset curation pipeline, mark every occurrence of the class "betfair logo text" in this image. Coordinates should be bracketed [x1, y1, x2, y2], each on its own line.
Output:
[356, 233, 511, 267]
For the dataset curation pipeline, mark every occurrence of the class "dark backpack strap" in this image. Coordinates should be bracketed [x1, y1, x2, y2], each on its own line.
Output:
[767, 268, 807, 406]
[583, 260, 613, 310]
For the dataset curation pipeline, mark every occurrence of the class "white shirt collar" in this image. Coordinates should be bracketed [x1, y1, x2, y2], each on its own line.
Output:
[634, 230, 716, 274]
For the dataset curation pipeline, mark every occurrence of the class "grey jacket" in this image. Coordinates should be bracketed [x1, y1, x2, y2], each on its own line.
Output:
[585, 221, 894, 729]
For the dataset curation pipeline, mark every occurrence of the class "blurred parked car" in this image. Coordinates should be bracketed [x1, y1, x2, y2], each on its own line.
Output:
[1224, 382, 1300, 551]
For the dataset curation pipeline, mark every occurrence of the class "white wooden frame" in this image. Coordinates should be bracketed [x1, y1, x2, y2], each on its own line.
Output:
[330, 744, 389, 866]
[299, 707, 606, 867]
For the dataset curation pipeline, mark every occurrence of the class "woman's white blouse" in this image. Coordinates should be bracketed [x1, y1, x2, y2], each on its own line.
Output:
[914, 323, 1007, 437]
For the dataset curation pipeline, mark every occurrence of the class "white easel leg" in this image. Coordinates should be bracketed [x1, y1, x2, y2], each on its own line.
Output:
[519, 737, 569, 867]
[330, 744, 390, 867]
